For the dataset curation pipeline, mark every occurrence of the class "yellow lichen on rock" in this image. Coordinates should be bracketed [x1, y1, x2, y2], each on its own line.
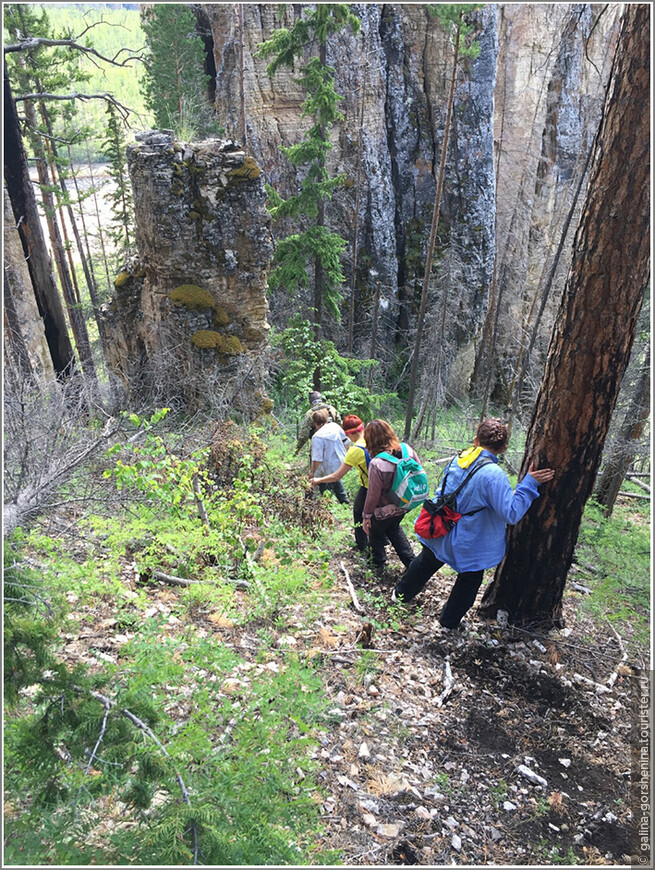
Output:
[169, 285, 215, 309]
[191, 331, 244, 354]
[113, 271, 131, 288]
[214, 306, 230, 327]
[228, 156, 262, 182]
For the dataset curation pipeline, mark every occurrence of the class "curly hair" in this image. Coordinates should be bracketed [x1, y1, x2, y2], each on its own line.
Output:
[364, 419, 401, 458]
[476, 418, 509, 452]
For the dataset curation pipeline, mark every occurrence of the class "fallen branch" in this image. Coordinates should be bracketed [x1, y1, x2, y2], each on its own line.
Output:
[569, 581, 592, 594]
[436, 656, 456, 706]
[606, 622, 629, 688]
[572, 672, 612, 694]
[152, 570, 201, 587]
[625, 474, 651, 493]
[340, 561, 365, 614]
[617, 491, 650, 501]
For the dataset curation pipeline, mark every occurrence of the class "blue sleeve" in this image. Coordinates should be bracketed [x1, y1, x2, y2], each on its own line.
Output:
[483, 468, 541, 525]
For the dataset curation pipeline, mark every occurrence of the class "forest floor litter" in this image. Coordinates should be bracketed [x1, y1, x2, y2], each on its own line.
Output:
[47, 500, 646, 867]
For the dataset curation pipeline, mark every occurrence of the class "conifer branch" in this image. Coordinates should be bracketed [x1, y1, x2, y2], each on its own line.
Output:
[14, 92, 132, 122]
[3, 36, 144, 69]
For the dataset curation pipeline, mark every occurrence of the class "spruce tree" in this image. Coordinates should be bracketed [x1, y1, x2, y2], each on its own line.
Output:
[258, 4, 360, 350]
[101, 101, 134, 265]
[140, 4, 215, 137]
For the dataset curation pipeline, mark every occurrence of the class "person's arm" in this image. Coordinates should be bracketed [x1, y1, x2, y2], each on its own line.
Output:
[484, 463, 554, 525]
[526, 462, 555, 484]
[362, 463, 383, 534]
[295, 413, 312, 454]
[311, 462, 351, 486]
[310, 459, 321, 477]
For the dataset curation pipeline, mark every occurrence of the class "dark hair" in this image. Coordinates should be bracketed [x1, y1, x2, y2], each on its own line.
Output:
[364, 419, 401, 458]
[342, 414, 364, 434]
[476, 418, 509, 452]
[312, 408, 329, 428]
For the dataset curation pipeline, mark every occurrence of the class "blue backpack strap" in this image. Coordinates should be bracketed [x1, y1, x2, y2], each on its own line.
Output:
[356, 444, 371, 468]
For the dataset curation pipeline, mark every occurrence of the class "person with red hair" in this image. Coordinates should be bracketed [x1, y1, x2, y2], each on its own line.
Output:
[362, 419, 420, 576]
[311, 414, 370, 551]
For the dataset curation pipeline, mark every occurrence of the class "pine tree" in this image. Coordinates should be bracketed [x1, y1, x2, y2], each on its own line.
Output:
[140, 4, 215, 138]
[101, 101, 134, 265]
[258, 4, 361, 354]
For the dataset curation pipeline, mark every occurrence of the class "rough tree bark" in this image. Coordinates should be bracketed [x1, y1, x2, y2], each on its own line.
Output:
[479, 3, 650, 627]
[3, 60, 76, 377]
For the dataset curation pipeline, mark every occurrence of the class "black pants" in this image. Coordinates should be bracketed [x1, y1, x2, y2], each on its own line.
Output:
[353, 485, 368, 551]
[369, 514, 415, 572]
[395, 545, 484, 628]
[318, 481, 349, 504]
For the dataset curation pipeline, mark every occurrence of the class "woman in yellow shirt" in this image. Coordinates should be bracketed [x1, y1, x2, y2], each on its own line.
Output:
[310, 414, 370, 552]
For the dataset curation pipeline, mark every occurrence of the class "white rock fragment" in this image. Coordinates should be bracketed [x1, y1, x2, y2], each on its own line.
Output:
[559, 758, 571, 768]
[503, 801, 517, 811]
[451, 833, 462, 851]
[377, 823, 402, 838]
[517, 764, 547, 787]
[358, 742, 371, 759]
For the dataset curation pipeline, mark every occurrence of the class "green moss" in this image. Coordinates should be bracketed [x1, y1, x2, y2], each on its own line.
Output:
[113, 271, 131, 288]
[228, 156, 262, 182]
[189, 210, 202, 222]
[214, 306, 230, 327]
[191, 331, 244, 354]
[169, 285, 215, 310]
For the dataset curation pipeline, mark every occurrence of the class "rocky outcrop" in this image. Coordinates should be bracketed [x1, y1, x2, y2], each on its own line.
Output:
[202, 3, 620, 399]
[102, 131, 273, 416]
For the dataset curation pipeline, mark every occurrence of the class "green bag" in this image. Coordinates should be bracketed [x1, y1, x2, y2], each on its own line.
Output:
[376, 443, 430, 511]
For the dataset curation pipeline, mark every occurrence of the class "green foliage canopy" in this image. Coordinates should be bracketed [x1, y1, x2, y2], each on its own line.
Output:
[140, 4, 216, 138]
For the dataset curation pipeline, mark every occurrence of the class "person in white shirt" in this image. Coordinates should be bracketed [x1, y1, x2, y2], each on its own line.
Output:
[309, 409, 350, 504]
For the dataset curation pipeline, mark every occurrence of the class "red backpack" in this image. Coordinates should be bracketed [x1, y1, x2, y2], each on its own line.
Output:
[414, 457, 492, 538]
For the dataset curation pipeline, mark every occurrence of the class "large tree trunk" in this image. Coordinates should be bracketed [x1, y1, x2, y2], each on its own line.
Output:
[3, 60, 76, 377]
[3, 189, 55, 384]
[479, 4, 650, 627]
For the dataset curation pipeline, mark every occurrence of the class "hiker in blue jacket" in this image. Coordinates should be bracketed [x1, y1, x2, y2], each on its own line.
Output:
[392, 418, 554, 628]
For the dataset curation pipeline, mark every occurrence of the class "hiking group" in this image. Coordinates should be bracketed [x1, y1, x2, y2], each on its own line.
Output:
[297, 392, 555, 630]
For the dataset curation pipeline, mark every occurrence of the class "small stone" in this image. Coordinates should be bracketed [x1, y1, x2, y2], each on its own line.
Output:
[558, 758, 571, 768]
[362, 813, 378, 828]
[415, 806, 431, 820]
[489, 826, 502, 842]
[377, 823, 402, 838]
[517, 764, 547, 787]
[358, 742, 371, 759]
[451, 834, 462, 851]
[368, 683, 380, 696]
[503, 801, 517, 811]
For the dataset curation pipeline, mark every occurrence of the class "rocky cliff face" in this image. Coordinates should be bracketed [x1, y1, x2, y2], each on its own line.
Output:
[103, 131, 273, 416]
[201, 3, 619, 400]
[202, 3, 497, 374]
